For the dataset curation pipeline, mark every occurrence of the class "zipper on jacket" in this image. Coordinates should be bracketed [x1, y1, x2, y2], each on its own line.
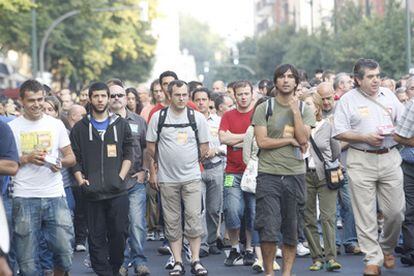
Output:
[101, 140, 105, 187]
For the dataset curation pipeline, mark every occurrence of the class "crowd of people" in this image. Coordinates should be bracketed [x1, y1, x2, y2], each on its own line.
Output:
[0, 57, 414, 276]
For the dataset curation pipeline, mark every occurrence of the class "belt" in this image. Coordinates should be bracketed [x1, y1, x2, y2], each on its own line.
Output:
[307, 168, 316, 172]
[351, 145, 397, 154]
[203, 160, 222, 170]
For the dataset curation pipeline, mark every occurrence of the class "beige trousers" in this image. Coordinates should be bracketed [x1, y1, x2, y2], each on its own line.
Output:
[347, 148, 405, 266]
[160, 179, 204, 242]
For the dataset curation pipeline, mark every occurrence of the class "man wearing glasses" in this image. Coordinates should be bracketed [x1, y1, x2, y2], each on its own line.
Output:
[107, 83, 150, 276]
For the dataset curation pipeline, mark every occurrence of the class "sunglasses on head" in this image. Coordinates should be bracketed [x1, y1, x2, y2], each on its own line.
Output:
[110, 94, 125, 99]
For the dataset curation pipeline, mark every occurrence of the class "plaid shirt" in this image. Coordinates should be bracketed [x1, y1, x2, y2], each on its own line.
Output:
[396, 99, 414, 163]
[396, 99, 414, 138]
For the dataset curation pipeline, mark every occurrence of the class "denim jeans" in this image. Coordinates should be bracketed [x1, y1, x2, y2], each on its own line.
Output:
[38, 187, 75, 272]
[64, 186, 75, 213]
[13, 197, 74, 275]
[2, 193, 17, 275]
[336, 171, 358, 247]
[123, 181, 148, 268]
[223, 173, 259, 245]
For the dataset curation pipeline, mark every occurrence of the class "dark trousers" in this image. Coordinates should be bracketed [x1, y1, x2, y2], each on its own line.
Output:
[72, 185, 88, 245]
[402, 162, 414, 253]
[86, 194, 129, 276]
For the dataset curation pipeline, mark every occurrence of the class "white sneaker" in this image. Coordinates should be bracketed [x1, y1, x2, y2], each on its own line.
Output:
[252, 258, 264, 272]
[75, 244, 87, 252]
[146, 231, 156, 241]
[273, 260, 280, 271]
[296, 242, 310, 256]
[276, 248, 283, 258]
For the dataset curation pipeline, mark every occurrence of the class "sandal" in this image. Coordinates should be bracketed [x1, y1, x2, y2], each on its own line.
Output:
[169, 261, 185, 276]
[190, 260, 208, 276]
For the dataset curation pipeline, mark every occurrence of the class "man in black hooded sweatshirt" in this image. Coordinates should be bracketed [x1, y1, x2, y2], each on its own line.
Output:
[70, 82, 133, 276]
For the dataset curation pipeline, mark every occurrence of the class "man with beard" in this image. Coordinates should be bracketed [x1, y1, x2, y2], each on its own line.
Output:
[70, 82, 133, 276]
[253, 64, 315, 276]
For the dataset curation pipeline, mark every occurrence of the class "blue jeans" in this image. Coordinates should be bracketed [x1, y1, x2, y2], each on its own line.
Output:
[2, 193, 17, 275]
[38, 188, 76, 272]
[336, 173, 358, 247]
[64, 186, 75, 213]
[223, 174, 259, 245]
[13, 197, 74, 275]
[123, 182, 147, 268]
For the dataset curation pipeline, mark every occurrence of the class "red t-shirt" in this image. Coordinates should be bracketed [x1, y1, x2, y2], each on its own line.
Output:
[219, 108, 254, 174]
[148, 103, 164, 123]
[147, 101, 198, 123]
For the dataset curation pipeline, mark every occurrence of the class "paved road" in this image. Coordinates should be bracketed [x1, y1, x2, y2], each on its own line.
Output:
[71, 240, 413, 275]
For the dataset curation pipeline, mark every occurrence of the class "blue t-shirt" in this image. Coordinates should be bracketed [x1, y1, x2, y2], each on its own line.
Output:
[91, 117, 109, 139]
[0, 120, 19, 194]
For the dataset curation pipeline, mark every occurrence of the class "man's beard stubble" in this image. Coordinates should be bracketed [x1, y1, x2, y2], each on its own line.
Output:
[91, 102, 109, 114]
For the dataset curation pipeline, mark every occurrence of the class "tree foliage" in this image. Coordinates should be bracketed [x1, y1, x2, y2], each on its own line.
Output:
[179, 14, 226, 76]
[0, 0, 157, 86]
[238, 0, 409, 80]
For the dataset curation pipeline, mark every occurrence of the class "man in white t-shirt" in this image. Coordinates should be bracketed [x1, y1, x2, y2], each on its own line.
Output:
[8, 80, 76, 276]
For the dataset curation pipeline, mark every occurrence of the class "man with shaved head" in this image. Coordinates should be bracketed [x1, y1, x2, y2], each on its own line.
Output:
[317, 82, 361, 256]
[67, 105, 86, 128]
[317, 82, 335, 118]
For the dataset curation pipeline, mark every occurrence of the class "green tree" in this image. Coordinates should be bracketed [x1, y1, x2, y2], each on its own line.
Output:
[0, 0, 157, 86]
[0, 0, 33, 13]
[179, 14, 225, 76]
[239, 0, 409, 80]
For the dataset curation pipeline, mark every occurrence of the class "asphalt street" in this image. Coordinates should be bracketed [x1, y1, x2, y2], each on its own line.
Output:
[71, 240, 413, 275]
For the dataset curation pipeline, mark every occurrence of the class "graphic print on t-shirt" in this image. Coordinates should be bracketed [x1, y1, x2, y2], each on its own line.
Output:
[20, 131, 52, 154]
[177, 131, 188, 145]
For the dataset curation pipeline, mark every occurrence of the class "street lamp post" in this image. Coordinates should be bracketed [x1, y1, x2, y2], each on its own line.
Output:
[38, 5, 142, 79]
[31, 0, 37, 77]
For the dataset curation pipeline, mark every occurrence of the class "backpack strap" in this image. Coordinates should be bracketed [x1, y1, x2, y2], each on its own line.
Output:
[265, 98, 273, 122]
[187, 107, 201, 160]
[155, 107, 169, 162]
[155, 107, 201, 162]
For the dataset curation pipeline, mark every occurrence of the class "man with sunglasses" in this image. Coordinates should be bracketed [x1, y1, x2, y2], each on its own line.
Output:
[70, 82, 133, 276]
[108, 83, 150, 276]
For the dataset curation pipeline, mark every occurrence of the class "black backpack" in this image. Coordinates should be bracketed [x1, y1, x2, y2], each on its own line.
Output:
[155, 107, 200, 161]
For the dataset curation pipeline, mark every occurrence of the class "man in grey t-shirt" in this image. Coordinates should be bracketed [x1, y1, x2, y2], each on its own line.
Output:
[146, 80, 210, 275]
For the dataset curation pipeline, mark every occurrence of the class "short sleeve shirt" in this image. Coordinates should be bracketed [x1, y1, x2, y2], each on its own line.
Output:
[396, 98, 414, 138]
[9, 115, 71, 198]
[219, 108, 254, 174]
[146, 107, 210, 183]
[252, 98, 316, 175]
[332, 87, 405, 150]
